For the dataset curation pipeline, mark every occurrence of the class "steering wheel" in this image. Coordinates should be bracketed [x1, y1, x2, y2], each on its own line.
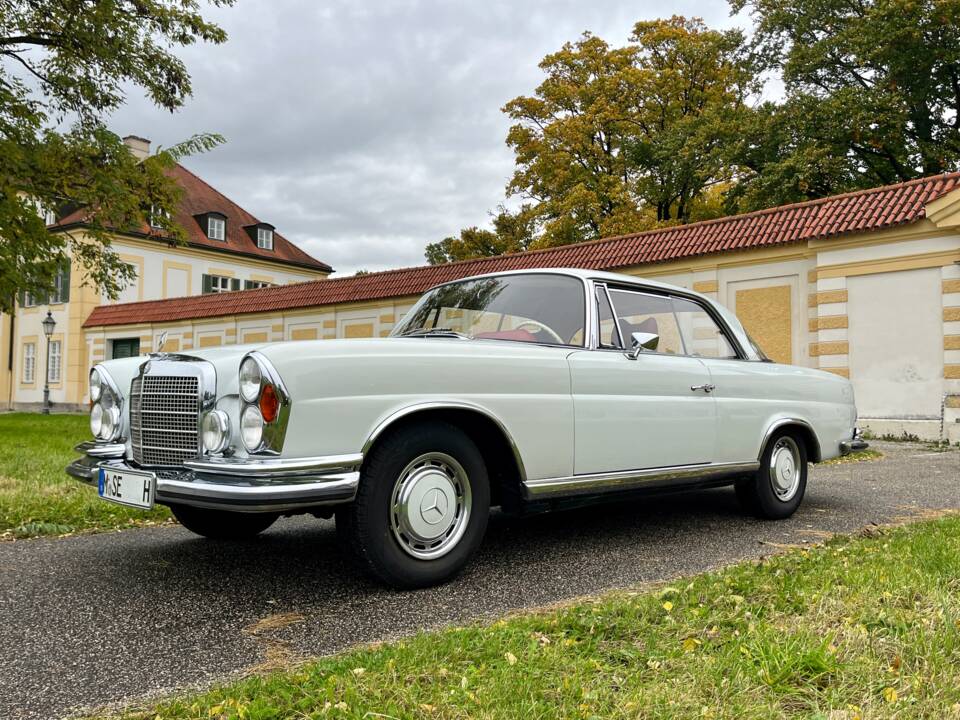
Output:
[514, 319, 564, 344]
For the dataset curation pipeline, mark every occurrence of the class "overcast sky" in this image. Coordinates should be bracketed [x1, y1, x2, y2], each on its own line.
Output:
[111, 0, 743, 276]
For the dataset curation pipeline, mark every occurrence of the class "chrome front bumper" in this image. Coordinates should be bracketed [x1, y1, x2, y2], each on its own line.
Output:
[839, 428, 869, 456]
[67, 442, 362, 513]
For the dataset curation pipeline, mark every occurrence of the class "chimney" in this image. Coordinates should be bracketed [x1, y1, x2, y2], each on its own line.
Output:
[122, 135, 151, 161]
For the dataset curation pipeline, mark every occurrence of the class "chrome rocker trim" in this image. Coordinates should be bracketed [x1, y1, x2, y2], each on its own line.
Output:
[522, 461, 760, 500]
[67, 447, 363, 513]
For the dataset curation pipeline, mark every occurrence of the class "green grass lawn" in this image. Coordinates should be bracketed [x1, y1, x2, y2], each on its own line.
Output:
[0, 413, 169, 539]
[101, 515, 960, 720]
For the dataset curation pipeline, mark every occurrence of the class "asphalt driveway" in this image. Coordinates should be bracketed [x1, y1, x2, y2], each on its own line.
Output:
[2, 441, 958, 720]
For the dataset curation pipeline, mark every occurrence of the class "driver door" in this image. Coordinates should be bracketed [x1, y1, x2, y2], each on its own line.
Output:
[566, 285, 717, 475]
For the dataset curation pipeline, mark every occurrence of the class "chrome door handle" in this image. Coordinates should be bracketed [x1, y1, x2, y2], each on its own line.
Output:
[690, 384, 716, 393]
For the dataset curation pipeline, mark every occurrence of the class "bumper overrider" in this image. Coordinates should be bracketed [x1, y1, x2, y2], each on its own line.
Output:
[839, 427, 869, 456]
[67, 441, 361, 513]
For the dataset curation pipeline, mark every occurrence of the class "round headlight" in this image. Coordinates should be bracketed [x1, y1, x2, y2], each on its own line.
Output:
[239, 357, 262, 403]
[202, 410, 231, 454]
[240, 405, 264, 451]
[100, 386, 116, 410]
[89, 369, 102, 402]
[99, 406, 120, 441]
[90, 402, 104, 438]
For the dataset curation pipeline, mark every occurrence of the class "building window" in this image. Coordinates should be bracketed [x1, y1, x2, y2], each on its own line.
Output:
[148, 204, 170, 229]
[256, 227, 274, 250]
[110, 338, 140, 359]
[22, 343, 35, 383]
[244, 280, 274, 290]
[47, 340, 61, 383]
[50, 266, 70, 304]
[207, 216, 226, 241]
[202, 274, 241, 294]
[19, 264, 70, 307]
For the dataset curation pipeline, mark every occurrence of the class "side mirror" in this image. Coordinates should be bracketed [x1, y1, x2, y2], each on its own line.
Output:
[626, 331, 659, 360]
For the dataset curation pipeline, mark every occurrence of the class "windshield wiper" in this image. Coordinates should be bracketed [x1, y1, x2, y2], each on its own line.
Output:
[398, 327, 471, 339]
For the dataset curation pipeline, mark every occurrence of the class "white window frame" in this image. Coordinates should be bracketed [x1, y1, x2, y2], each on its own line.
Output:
[256, 227, 274, 250]
[209, 275, 232, 293]
[149, 204, 170, 229]
[47, 340, 61, 383]
[207, 216, 226, 241]
[23, 342, 35, 383]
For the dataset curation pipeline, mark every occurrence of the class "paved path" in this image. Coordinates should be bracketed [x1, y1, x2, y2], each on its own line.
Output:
[2, 442, 958, 719]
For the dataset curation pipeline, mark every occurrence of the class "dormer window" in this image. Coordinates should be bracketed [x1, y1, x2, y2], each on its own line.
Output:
[207, 215, 226, 241]
[257, 227, 274, 250]
[244, 222, 276, 250]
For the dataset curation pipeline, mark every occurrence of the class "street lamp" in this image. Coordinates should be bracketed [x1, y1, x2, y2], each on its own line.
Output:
[41, 310, 55, 414]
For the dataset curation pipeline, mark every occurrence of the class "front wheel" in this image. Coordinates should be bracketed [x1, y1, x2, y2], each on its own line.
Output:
[736, 432, 808, 519]
[170, 504, 278, 540]
[340, 421, 490, 589]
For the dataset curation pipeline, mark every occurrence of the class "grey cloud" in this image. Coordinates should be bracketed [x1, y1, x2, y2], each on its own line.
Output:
[111, 0, 739, 275]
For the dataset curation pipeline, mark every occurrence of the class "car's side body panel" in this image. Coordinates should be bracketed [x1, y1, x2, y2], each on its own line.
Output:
[566, 349, 717, 474]
[701, 358, 855, 464]
[258, 337, 576, 481]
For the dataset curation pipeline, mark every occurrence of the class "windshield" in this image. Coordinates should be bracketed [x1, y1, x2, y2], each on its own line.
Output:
[393, 273, 587, 347]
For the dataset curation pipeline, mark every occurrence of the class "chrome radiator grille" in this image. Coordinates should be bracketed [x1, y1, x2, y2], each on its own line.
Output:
[130, 374, 201, 466]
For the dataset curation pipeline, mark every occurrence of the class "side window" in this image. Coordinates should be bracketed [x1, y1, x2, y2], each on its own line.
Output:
[607, 289, 685, 355]
[671, 296, 738, 359]
[596, 287, 622, 349]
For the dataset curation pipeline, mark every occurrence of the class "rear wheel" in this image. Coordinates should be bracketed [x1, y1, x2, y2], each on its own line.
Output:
[170, 504, 278, 540]
[340, 421, 490, 589]
[736, 431, 808, 519]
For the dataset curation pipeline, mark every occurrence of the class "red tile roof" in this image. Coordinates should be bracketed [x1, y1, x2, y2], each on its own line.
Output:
[83, 172, 960, 329]
[56, 164, 332, 273]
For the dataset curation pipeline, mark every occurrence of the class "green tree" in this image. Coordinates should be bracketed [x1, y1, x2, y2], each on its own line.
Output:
[625, 17, 754, 222]
[425, 205, 536, 264]
[730, 0, 960, 207]
[0, 0, 231, 311]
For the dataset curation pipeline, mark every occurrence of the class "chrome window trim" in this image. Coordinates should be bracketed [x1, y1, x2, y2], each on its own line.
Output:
[585, 279, 747, 360]
[392, 271, 591, 350]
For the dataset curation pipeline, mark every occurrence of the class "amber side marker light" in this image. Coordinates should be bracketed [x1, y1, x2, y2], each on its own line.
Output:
[259, 383, 280, 423]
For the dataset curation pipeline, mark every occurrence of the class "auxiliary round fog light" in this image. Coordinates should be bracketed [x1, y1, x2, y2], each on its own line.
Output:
[90, 402, 104, 438]
[202, 409, 231, 454]
[240, 405, 264, 451]
[239, 357, 262, 403]
[89, 369, 102, 402]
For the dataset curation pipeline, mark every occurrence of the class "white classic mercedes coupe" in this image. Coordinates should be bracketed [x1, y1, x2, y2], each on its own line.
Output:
[68, 269, 866, 588]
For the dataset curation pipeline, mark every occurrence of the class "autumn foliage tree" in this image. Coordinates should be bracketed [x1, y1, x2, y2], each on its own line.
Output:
[0, 0, 230, 310]
[428, 2, 960, 264]
[428, 17, 755, 263]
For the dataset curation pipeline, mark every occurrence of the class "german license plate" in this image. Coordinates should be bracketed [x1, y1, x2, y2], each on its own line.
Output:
[98, 466, 155, 509]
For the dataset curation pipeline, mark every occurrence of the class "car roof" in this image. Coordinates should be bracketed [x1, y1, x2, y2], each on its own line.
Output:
[436, 267, 708, 300]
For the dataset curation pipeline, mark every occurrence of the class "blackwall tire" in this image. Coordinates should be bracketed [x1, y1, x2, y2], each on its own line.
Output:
[736, 431, 808, 520]
[345, 420, 490, 589]
[170, 504, 278, 539]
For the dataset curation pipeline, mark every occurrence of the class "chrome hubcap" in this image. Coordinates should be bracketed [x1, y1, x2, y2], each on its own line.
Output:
[769, 436, 802, 501]
[390, 452, 471, 560]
